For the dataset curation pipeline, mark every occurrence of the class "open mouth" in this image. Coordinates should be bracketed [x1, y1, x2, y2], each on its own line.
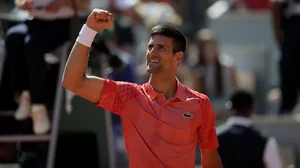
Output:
[148, 60, 160, 64]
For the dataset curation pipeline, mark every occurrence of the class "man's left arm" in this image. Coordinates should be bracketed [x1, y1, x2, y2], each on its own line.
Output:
[198, 96, 223, 168]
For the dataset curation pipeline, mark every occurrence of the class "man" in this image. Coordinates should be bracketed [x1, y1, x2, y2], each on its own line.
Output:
[62, 9, 222, 168]
[217, 90, 282, 168]
[271, 0, 300, 114]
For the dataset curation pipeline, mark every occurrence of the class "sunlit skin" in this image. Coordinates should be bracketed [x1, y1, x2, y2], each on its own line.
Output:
[146, 35, 181, 74]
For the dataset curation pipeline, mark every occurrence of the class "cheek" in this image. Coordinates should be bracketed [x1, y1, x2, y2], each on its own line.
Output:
[164, 56, 178, 68]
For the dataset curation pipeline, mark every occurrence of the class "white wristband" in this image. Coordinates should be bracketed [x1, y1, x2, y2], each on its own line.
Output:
[76, 24, 98, 48]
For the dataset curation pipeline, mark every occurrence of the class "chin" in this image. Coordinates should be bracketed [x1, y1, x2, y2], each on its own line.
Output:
[147, 68, 160, 74]
[147, 64, 164, 73]
[146, 69, 154, 74]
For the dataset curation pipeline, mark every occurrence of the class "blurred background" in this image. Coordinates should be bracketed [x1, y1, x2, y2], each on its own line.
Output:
[0, 0, 299, 167]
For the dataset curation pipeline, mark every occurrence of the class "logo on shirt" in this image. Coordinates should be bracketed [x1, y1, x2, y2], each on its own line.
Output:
[183, 112, 193, 118]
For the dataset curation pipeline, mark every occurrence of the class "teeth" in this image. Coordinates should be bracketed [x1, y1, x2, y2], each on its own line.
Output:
[149, 60, 159, 63]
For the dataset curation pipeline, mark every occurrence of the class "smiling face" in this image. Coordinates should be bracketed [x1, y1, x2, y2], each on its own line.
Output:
[146, 35, 182, 74]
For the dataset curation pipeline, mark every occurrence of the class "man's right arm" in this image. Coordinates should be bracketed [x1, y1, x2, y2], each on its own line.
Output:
[62, 9, 114, 104]
[62, 42, 105, 104]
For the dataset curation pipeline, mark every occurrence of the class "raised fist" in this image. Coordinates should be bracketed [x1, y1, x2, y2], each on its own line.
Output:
[86, 9, 115, 32]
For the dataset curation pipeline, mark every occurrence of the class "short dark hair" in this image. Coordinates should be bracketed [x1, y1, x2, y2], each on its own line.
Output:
[227, 90, 254, 114]
[150, 23, 187, 53]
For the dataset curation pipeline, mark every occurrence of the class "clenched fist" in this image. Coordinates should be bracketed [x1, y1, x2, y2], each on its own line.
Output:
[86, 9, 115, 32]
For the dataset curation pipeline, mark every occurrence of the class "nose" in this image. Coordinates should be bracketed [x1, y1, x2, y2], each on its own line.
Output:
[148, 47, 156, 58]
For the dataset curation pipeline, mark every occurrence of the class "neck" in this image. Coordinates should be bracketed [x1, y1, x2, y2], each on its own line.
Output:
[149, 73, 177, 100]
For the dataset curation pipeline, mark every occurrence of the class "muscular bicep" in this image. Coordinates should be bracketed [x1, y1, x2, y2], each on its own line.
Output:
[72, 76, 105, 104]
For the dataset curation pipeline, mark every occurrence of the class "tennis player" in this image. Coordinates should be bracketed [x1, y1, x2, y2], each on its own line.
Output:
[62, 9, 223, 168]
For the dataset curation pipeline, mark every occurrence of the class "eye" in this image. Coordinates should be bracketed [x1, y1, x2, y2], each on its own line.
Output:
[148, 44, 153, 50]
[158, 45, 165, 50]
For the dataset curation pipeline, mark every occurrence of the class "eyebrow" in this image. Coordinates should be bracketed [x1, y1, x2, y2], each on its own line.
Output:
[148, 44, 168, 49]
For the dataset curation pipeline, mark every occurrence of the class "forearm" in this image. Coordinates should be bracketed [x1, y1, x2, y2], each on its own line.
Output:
[62, 42, 90, 90]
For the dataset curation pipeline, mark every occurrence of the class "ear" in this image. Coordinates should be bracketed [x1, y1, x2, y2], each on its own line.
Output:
[175, 51, 184, 64]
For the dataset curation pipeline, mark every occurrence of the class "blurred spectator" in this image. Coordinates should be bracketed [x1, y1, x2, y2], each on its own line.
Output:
[4, 0, 89, 134]
[192, 28, 237, 100]
[135, 0, 182, 28]
[106, 53, 136, 83]
[217, 90, 282, 168]
[111, 0, 139, 45]
[176, 63, 194, 89]
[271, 0, 300, 114]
